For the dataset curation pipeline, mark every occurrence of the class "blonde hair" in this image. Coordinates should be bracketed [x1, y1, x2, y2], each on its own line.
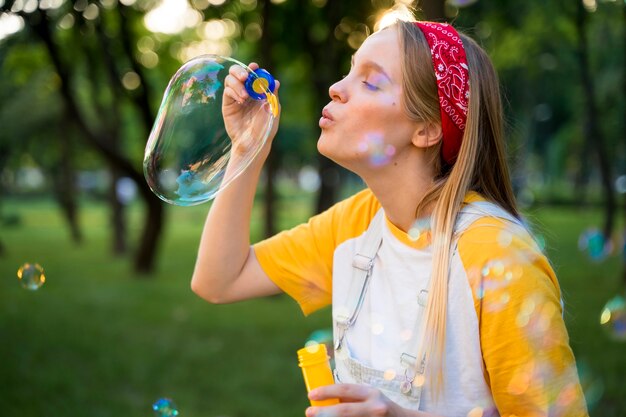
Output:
[395, 20, 520, 394]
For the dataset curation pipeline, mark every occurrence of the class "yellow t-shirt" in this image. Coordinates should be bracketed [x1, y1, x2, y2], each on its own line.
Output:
[254, 188, 588, 417]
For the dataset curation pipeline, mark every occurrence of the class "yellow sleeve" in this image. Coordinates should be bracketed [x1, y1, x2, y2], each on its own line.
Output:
[253, 189, 379, 316]
[457, 217, 589, 417]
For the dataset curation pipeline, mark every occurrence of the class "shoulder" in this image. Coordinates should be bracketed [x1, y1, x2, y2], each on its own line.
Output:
[455, 208, 561, 313]
[313, 187, 381, 245]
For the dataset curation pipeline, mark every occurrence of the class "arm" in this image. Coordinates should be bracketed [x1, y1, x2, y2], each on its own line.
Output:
[191, 63, 282, 304]
[458, 218, 589, 416]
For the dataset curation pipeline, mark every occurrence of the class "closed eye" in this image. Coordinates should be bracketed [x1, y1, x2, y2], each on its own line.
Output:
[362, 81, 379, 91]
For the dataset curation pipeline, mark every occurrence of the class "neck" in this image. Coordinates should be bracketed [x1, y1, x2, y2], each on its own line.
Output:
[363, 151, 436, 232]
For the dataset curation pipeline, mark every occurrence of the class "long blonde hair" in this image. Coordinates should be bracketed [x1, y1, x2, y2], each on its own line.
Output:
[395, 20, 520, 394]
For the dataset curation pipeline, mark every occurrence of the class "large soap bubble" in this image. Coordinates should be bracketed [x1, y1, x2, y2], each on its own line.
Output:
[144, 55, 278, 206]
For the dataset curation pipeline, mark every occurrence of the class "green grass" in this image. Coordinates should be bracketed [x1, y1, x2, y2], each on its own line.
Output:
[1, 195, 625, 416]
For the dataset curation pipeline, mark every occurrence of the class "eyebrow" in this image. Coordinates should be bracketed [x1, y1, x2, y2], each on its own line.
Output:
[351, 54, 393, 83]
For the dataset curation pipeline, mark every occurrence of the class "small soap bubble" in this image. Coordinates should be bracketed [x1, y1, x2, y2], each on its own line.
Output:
[316, 409, 340, 417]
[400, 329, 412, 341]
[298, 165, 321, 192]
[357, 133, 395, 167]
[578, 228, 612, 262]
[466, 407, 483, 417]
[408, 218, 430, 241]
[383, 368, 397, 380]
[577, 361, 605, 410]
[478, 259, 520, 311]
[506, 364, 532, 395]
[615, 175, 626, 194]
[599, 295, 626, 341]
[412, 374, 425, 387]
[536, 234, 546, 251]
[497, 229, 513, 248]
[304, 341, 322, 354]
[152, 398, 179, 417]
[115, 177, 137, 205]
[17, 263, 46, 290]
[371, 322, 384, 335]
[306, 328, 334, 361]
[144, 55, 278, 206]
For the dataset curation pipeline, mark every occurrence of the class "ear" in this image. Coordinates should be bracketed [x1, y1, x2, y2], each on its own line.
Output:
[411, 121, 443, 148]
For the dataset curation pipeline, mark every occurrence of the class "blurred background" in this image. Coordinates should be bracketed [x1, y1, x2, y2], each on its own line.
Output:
[0, 0, 625, 416]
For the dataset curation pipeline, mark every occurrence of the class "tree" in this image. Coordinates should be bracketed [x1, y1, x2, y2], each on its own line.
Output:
[573, 0, 615, 241]
[2, 1, 165, 273]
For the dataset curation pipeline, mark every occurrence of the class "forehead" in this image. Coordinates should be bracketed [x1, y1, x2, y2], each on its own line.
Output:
[353, 27, 401, 80]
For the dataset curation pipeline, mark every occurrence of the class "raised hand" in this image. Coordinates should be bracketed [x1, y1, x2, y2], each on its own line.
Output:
[222, 62, 281, 159]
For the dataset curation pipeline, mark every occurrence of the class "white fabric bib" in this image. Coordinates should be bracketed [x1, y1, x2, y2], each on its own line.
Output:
[332, 202, 525, 416]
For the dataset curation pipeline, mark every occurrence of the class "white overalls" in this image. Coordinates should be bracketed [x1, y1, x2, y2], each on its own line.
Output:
[331, 201, 531, 416]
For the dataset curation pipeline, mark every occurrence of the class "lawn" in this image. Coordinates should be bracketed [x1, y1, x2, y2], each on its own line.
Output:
[1, 191, 625, 417]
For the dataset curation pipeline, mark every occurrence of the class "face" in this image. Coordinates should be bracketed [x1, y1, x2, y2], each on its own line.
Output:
[318, 27, 419, 172]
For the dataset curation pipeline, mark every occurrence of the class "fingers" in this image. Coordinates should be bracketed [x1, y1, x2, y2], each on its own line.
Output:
[225, 63, 277, 105]
[306, 402, 389, 417]
[224, 65, 249, 104]
[309, 384, 370, 403]
[306, 385, 394, 417]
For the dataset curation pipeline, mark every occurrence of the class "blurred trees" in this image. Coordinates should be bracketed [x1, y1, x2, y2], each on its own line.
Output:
[0, 0, 623, 274]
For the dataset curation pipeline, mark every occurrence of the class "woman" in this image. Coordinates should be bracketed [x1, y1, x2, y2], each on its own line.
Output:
[191, 16, 589, 417]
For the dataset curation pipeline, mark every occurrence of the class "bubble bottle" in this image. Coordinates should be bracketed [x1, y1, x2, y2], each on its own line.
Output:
[143, 55, 278, 206]
[297, 343, 340, 406]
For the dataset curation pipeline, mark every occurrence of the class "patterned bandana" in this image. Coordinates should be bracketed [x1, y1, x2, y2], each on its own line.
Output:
[414, 22, 470, 165]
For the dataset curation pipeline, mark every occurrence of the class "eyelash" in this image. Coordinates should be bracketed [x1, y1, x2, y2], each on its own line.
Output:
[362, 81, 379, 91]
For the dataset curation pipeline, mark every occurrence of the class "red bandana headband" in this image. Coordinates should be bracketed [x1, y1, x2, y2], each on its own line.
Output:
[414, 22, 470, 165]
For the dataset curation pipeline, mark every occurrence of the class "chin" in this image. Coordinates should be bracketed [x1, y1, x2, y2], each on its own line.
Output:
[316, 135, 331, 158]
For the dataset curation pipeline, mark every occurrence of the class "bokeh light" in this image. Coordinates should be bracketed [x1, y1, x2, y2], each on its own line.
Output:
[578, 228, 612, 262]
[478, 258, 522, 312]
[17, 263, 46, 290]
[357, 133, 395, 167]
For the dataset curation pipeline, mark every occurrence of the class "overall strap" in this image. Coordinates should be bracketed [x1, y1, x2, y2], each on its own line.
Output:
[455, 201, 525, 235]
[399, 201, 527, 393]
[334, 209, 384, 351]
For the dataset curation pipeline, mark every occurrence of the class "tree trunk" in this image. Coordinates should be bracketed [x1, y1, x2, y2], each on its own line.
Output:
[26, 8, 164, 274]
[53, 124, 82, 243]
[0, 145, 9, 256]
[622, 2, 626, 286]
[133, 197, 165, 274]
[419, 0, 446, 21]
[259, 0, 277, 237]
[93, 8, 128, 255]
[575, 1, 616, 240]
[109, 167, 127, 255]
[312, 0, 343, 213]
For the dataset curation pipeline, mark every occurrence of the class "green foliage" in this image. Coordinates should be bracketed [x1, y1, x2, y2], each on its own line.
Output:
[456, 0, 624, 194]
[1, 0, 622, 202]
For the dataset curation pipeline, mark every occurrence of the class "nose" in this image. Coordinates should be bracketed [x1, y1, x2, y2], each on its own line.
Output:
[328, 77, 347, 103]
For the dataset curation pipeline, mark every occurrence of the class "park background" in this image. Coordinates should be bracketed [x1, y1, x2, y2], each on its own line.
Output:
[0, 0, 625, 415]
